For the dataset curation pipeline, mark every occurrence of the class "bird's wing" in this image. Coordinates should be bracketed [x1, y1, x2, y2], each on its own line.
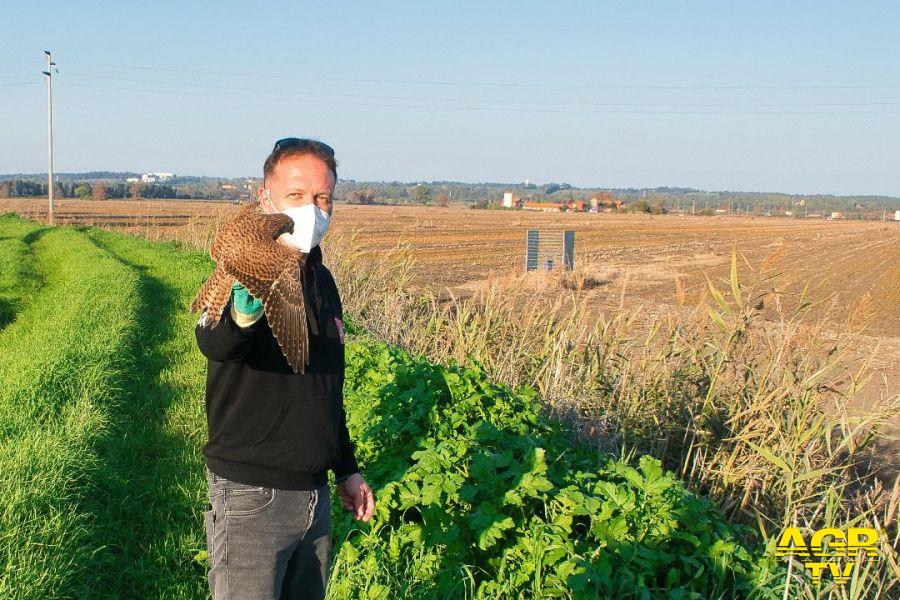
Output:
[190, 263, 221, 313]
[258, 263, 309, 374]
[190, 264, 232, 326]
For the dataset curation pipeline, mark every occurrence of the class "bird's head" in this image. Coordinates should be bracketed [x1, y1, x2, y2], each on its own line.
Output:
[251, 204, 299, 252]
[271, 212, 295, 238]
[268, 213, 302, 255]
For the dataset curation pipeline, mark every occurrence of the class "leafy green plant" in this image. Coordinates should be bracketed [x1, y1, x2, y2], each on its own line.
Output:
[329, 337, 783, 599]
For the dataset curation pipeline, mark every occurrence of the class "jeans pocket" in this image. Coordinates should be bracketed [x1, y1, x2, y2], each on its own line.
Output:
[224, 484, 276, 517]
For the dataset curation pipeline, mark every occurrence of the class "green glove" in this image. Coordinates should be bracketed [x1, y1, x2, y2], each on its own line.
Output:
[231, 281, 262, 315]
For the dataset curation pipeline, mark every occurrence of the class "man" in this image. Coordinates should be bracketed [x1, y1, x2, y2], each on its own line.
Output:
[196, 137, 375, 600]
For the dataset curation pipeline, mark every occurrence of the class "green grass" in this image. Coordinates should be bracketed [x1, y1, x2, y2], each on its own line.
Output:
[0, 218, 142, 596]
[0, 218, 43, 330]
[0, 214, 792, 598]
[0, 215, 213, 598]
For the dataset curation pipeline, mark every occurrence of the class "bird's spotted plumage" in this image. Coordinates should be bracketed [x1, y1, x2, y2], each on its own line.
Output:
[190, 201, 311, 373]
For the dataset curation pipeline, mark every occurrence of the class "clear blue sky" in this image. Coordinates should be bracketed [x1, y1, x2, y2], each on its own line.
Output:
[2, 1, 899, 195]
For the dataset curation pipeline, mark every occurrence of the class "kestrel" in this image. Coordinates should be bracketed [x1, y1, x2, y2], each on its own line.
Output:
[191, 200, 311, 373]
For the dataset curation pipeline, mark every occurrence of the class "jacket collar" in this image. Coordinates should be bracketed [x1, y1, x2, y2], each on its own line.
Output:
[305, 244, 323, 267]
[301, 244, 326, 336]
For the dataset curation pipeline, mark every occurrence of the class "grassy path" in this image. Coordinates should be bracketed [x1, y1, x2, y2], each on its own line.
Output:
[0, 218, 44, 330]
[0, 216, 213, 598]
[74, 228, 212, 598]
[0, 218, 142, 597]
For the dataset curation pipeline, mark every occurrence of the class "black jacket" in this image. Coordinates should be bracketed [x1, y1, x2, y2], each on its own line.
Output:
[195, 243, 359, 490]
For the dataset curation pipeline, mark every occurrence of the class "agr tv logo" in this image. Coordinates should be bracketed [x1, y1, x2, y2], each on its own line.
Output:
[774, 527, 880, 585]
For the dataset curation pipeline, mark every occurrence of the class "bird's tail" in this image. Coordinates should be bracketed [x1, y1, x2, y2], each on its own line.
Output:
[191, 265, 230, 326]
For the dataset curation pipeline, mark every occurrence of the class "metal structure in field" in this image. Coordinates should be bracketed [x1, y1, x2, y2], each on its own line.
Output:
[525, 229, 575, 272]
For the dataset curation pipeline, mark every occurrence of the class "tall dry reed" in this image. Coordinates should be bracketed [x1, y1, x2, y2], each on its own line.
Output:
[325, 230, 899, 594]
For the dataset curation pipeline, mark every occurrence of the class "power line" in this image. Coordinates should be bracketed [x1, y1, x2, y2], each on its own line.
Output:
[0, 81, 40, 88]
[64, 60, 900, 91]
[63, 81, 900, 115]
[0, 75, 42, 81]
[60, 73, 900, 109]
[0, 60, 43, 67]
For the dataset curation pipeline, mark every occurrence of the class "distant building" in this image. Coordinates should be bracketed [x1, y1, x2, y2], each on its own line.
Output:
[126, 177, 140, 183]
[590, 193, 624, 210]
[894, 210, 900, 221]
[830, 211, 844, 219]
[503, 193, 592, 213]
[523, 201, 565, 212]
[139, 172, 175, 183]
[502, 192, 526, 208]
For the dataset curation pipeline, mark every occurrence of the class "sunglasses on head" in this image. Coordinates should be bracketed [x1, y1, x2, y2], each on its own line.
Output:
[273, 137, 335, 156]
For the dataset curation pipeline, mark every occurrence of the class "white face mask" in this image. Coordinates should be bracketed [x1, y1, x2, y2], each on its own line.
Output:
[264, 190, 331, 253]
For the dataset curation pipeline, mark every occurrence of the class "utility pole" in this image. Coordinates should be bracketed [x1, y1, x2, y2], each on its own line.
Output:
[42, 50, 57, 225]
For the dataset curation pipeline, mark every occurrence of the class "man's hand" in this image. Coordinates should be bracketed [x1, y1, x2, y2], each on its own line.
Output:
[231, 281, 262, 315]
[230, 281, 264, 328]
[337, 473, 375, 522]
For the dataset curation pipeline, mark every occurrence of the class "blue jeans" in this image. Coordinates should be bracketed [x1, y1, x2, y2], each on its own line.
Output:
[204, 466, 332, 600]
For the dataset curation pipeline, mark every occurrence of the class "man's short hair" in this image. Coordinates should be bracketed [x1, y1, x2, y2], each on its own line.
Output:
[263, 138, 338, 184]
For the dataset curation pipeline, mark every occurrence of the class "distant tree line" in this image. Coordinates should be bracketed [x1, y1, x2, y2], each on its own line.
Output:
[0, 180, 179, 199]
[334, 180, 506, 206]
[0, 171, 141, 182]
[1, 174, 896, 217]
[0, 179, 253, 201]
[332, 180, 900, 217]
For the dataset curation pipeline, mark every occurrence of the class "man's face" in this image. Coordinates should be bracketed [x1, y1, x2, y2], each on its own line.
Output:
[259, 153, 335, 217]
